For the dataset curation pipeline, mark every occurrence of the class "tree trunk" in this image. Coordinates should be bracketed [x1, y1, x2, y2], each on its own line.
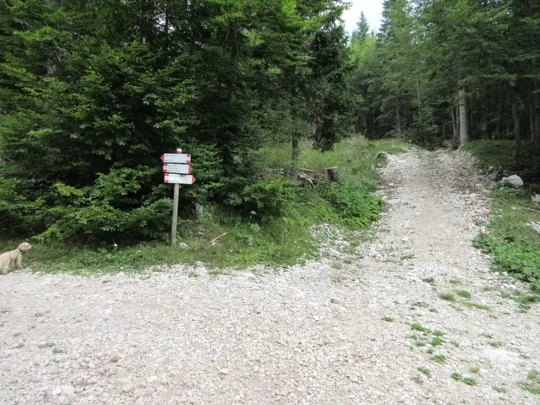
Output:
[459, 89, 470, 144]
[395, 102, 401, 134]
[513, 102, 521, 166]
[451, 109, 456, 140]
[534, 79, 540, 147]
[291, 132, 299, 180]
[416, 81, 422, 122]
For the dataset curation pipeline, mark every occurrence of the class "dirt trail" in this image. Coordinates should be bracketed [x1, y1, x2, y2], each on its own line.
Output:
[1, 150, 540, 405]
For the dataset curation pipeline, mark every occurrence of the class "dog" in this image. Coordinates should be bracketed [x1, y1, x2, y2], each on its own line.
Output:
[0, 242, 32, 275]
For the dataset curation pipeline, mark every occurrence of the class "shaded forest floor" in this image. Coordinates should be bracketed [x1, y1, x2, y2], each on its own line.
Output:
[1, 149, 540, 404]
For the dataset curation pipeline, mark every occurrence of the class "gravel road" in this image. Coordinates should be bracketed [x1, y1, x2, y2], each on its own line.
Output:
[1, 149, 539, 405]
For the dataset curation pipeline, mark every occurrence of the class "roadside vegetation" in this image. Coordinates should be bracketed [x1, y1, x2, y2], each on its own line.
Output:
[0, 138, 404, 273]
[464, 141, 540, 292]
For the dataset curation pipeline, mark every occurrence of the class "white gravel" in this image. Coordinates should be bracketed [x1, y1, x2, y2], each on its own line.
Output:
[1, 149, 540, 405]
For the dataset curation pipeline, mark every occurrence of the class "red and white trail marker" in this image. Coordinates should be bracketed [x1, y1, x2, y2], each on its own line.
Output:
[162, 148, 195, 246]
[164, 174, 197, 184]
[163, 163, 192, 174]
[160, 153, 191, 164]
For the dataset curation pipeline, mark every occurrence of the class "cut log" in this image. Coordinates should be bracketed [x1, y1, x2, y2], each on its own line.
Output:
[325, 167, 339, 182]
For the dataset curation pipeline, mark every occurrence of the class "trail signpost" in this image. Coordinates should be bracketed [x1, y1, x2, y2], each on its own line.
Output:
[162, 149, 196, 245]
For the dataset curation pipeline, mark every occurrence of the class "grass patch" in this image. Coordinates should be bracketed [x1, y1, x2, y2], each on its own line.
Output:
[451, 372, 462, 381]
[417, 367, 431, 377]
[411, 323, 431, 333]
[382, 317, 394, 322]
[488, 341, 504, 348]
[464, 302, 492, 311]
[439, 293, 456, 302]
[451, 373, 477, 386]
[456, 290, 472, 299]
[492, 386, 506, 393]
[519, 370, 540, 395]
[449, 279, 462, 285]
[0, 138, 406, 274]
[38, 342, 55, 349]
[469, 367, 480, 374]
[431, 337, 444, 346]
[430, 355, 446, 364]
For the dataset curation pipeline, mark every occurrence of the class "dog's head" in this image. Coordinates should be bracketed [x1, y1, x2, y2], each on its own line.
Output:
[18, 242, 32, 252]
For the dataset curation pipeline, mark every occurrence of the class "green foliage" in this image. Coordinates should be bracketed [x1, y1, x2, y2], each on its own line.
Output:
[0, 138, 399, 272]
[417, 367, 431, 377]
[520, 371, 540, 395]
[456, 290, 472, 299]
[474, 186, 540, 292]
[430, 355, 446, 364]
[0, 0, 354, 246]
[241, 179, 299, 219]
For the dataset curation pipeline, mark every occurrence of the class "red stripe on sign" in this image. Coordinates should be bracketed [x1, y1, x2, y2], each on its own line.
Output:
[160, 154, 165, 162]
[186, 154, 191, 164]
[192, 176, 197, 184]
[189, 166, 193, 174]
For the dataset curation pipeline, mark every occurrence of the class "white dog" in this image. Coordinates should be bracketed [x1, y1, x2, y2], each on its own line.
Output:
[0, 242, 32, 275]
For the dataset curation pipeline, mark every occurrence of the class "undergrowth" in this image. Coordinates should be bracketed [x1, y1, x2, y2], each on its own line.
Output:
[464, 140, 540, 293]
[0, 138, 406, 274]
[474, 187, 540, 291]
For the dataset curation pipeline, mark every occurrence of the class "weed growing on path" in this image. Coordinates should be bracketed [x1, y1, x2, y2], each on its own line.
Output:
[383, 317, 394, 322]
[492, 386, 507, 393]
[520, 371, 540, 395]
[417, 367, 431, 377]
[430, 355, 446, 364]
[469, 367, 480, 374]
[439, 293, 456, 302]
[456, 290, 472, 298]
[464, 302, 492, 311]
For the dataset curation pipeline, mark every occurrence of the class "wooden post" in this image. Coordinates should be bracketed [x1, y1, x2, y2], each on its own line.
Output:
[171, 183, 179, 246]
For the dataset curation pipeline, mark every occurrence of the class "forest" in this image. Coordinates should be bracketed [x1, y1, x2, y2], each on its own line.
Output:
[0, 0, 539, 266]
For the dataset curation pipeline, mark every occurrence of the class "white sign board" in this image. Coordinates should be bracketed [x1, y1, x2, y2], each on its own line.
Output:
[164, 174, 196, 184]
[163, 164, 192, 174]
[161, 153, 191, 164]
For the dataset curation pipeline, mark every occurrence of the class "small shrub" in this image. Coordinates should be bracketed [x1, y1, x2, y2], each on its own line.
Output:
[493, 386, 506, 393]
[383, 317, 394, 322]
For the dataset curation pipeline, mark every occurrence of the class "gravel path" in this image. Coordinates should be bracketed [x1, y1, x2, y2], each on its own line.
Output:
[1, 150, 540, 405]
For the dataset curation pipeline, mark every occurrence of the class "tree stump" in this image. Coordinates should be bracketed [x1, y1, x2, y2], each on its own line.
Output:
[325, 167, 339, 182]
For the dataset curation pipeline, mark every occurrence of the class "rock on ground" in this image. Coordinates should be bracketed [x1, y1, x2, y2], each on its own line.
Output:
[1, 149, 539, 405]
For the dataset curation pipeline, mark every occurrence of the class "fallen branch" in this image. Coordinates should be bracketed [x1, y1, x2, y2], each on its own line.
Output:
[516, 206, 540, 215]
[209, 232, 228, 246]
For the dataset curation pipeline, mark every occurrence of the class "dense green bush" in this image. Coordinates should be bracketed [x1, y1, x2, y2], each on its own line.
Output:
[319, 182, 382, 228]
